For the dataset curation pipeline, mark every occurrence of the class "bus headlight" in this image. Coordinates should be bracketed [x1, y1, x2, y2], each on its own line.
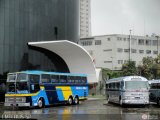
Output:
[124, 96, 131, 100]
[144, 96, 148, 99]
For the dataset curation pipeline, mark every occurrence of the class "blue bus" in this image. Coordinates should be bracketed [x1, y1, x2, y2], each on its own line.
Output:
[4, 71, 88, 108]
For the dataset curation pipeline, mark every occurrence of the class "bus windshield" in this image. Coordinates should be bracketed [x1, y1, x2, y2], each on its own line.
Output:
[17, 73, 27, 82]
[7, 73, 28, 93]
[7, 74, 16, 82]
[7, 82, 29, 93]
[125, 81, 148, 90]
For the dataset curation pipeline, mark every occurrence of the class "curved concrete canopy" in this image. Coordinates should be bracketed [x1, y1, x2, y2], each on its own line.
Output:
[28, 40, 97, 83]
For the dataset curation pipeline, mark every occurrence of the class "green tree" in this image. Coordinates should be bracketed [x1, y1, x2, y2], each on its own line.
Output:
[152, 55, 160, 79]
[102, 68, 122, 80]
[138, 57, 154, 79]
[121, 61, 138, 76]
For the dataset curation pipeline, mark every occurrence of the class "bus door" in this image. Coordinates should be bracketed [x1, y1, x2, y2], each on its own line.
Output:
[120, 81, 124, 99]
[115, 82, 120, 103]
[29, 74, 40, 93]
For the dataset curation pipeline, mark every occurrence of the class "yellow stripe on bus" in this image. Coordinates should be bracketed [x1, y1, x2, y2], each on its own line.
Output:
[5, 92, 39, 97]
[56, 86, 73, 100]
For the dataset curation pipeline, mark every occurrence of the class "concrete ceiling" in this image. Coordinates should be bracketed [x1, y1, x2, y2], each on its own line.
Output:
[28, 40, 97, 83]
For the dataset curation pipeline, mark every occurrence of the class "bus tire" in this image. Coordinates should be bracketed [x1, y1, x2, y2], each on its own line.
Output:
[157, 98, 160, 106]
[68, 96, 73, 105]
[119, 97, 123, 106]
[74, 96, 79, 105]
[106, 95, 110, 103]
[38, 98, 44, 108]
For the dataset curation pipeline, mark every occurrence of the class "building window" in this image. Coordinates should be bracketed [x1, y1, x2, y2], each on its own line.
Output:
[146, 40, 151, 45]
[123, 38, 126, 41]
[138, 39, 144, 45]
[107, 38, 111, 41]
[131, 49, 136, 53]
[118, 60, 123, 64]
[117, 48, 123, 52]
[153, 40, 158, 46]
[81, 41, 92, 46]
[131, 38, 137, 44]
[153, 51, 158, 54]
[146, 50, 151, 54]
[104, 61, 112, 63]
[124, 49, 129, 53]
[95, 40, 101, 45]
[103, 49, 112, 52]
[117, 37, 122, 41]
[139, 50, 144, 54]
[124, 60, 128, 63]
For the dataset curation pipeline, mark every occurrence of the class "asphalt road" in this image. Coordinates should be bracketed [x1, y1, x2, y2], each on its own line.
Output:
[0, 99, 160, 120]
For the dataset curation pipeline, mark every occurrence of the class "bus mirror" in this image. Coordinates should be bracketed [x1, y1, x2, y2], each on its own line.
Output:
[31, 85, 35, 91]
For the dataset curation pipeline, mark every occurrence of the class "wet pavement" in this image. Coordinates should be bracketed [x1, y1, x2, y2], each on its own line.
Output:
[0, 99, 160, 120]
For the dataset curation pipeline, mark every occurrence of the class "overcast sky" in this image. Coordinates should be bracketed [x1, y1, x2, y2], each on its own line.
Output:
[91, 0, 160, 36]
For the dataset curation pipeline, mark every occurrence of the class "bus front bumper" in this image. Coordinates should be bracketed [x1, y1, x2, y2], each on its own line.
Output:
[123, 99, 149, 105]
[4, 102, 30, 107]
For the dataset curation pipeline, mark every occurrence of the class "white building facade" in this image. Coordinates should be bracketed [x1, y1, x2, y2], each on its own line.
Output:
[80, 0, 91, 38]
[79, 34, 160, 70]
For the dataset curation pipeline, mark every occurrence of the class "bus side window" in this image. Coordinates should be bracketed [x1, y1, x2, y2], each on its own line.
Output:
[111, 83, 113, 89]
[69, 76, 74, 83]
[151, 83, 157, 89]
[78, 76, 82, 83]
[106, 84, 109, 89]
[51, 75, 59, 83]
[59, 75, 67, 83]
[81, 77, 87, 83]
[29, 75, 40, 83]
[41, 74, 51, 83]
[76, 76, 81, 83]
[67, 76, 71, 83]
[157, 83, 160, 89]
[115, 83, 119, 89]
[117, 82, 120, 89]
[113, 83, 115, 89]
[109, 83, 111, 89]
[120, 81, 124, 90]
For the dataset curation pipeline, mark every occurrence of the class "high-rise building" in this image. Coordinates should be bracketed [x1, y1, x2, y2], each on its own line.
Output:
[0, 0, 79, 76]
[80, 0, 91, 38]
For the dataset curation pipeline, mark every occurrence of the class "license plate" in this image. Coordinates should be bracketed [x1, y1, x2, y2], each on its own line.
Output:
[135, 97, 140, 99]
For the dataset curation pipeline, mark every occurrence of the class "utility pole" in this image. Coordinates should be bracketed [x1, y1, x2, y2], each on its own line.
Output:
[111, 57, 113, 73]
[129, 29, 132, 61]
[155, 36, 159, 56]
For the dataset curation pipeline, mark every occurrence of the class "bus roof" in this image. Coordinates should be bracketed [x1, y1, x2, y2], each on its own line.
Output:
[106, 76, 148, 83]
[8, 70, 87, 77]
[148, 79, 160, 84]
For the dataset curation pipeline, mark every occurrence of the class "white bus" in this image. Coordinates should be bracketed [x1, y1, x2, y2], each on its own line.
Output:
[106, 76, 149, 106]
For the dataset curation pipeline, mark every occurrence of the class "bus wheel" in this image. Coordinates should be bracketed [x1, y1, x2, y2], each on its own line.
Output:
[74, 96, 79, 105]
[38, 98, 44, 108]
[68, 97, 73, 105]
[119, 97, 123, 106]
[106, 95, 110, 103]
[157, 98, 160, 106]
